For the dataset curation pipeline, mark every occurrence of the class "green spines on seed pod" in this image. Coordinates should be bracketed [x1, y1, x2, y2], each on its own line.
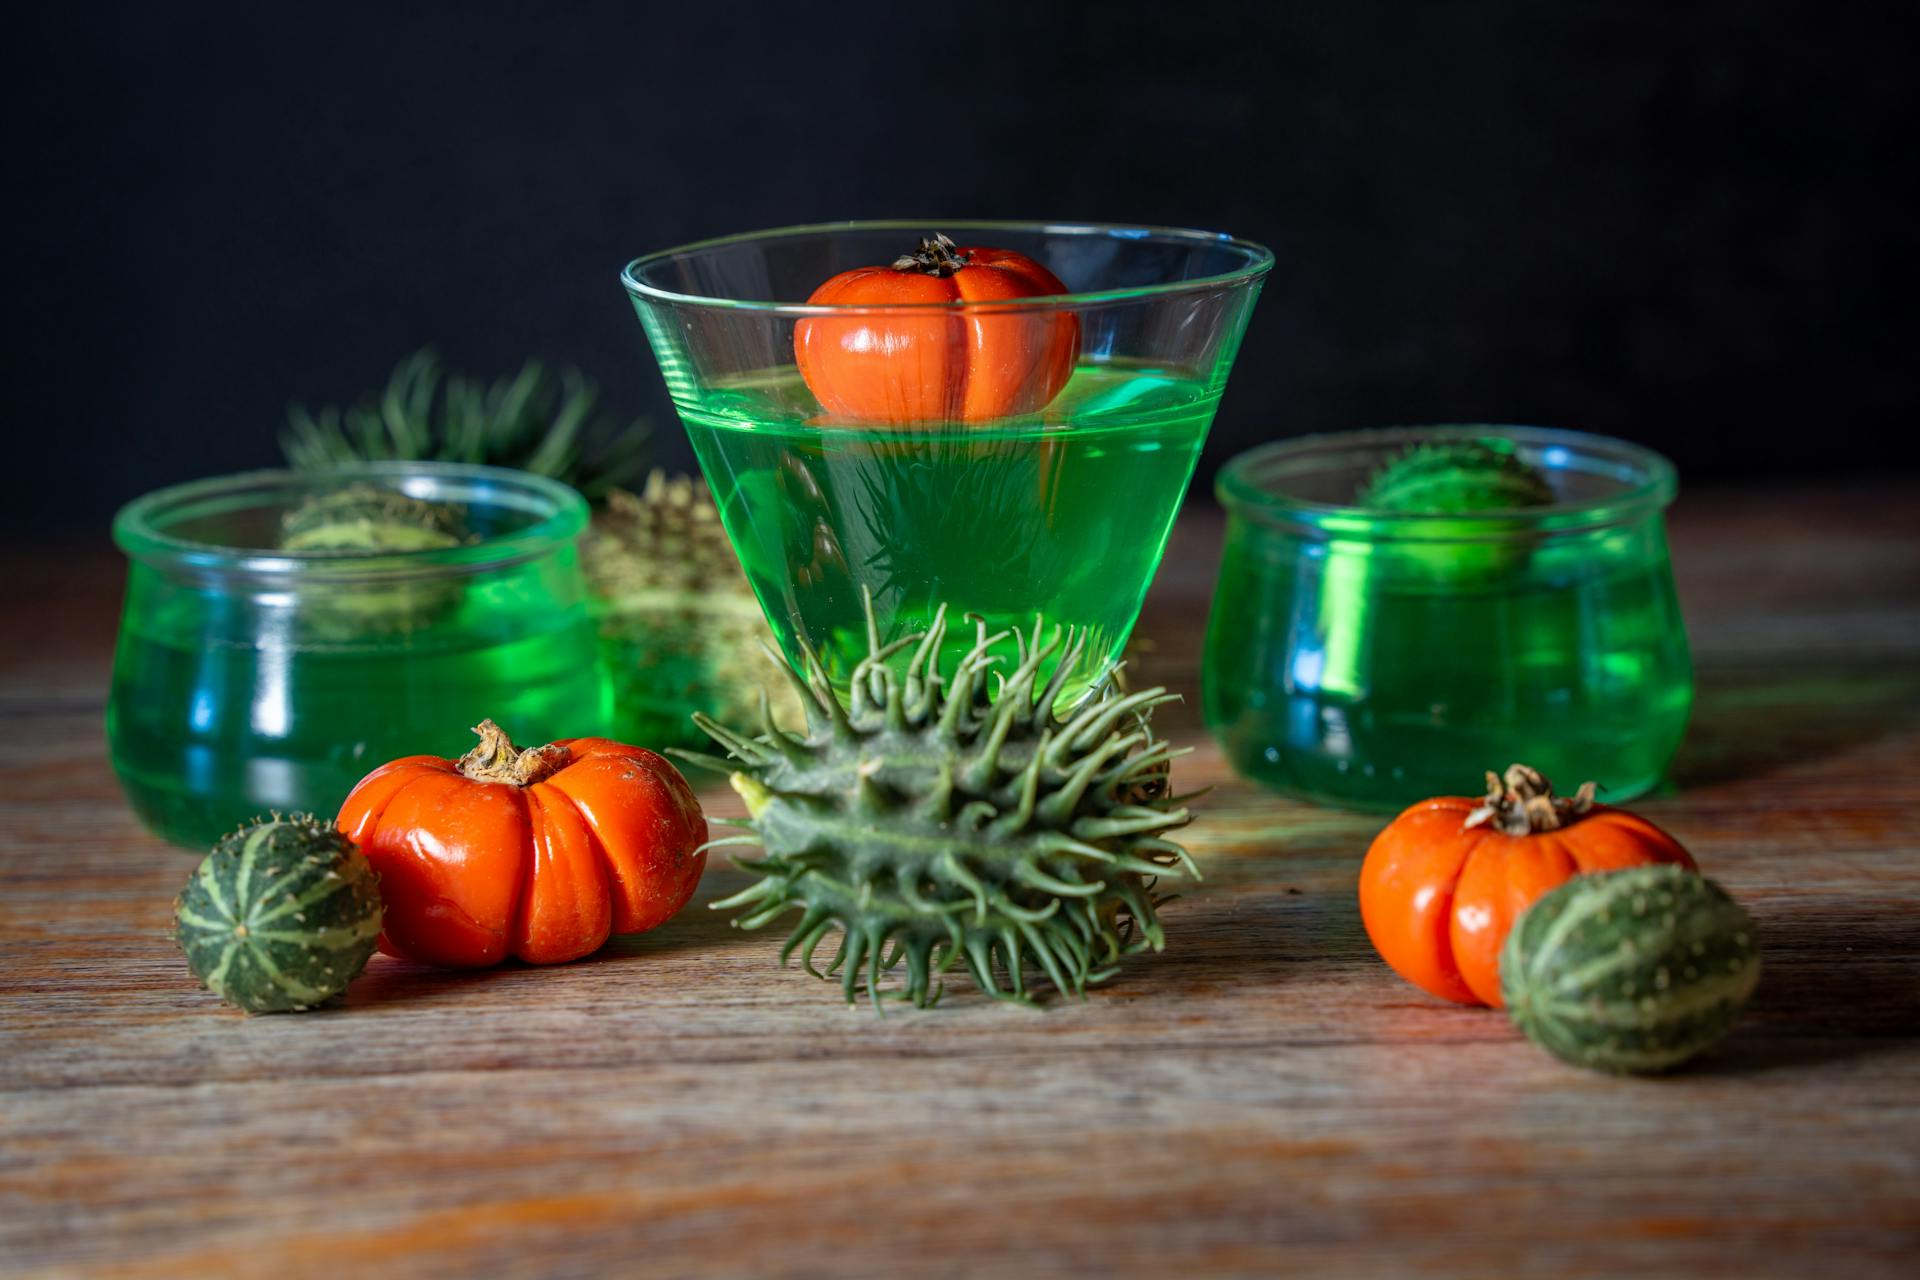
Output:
[174, 814, 383, 1013]
[1356, 438, 1556, 514]
[1500, 864, 1759, 1074]
[680, 595, 1197, 1010]
[583, 470, 800, 747]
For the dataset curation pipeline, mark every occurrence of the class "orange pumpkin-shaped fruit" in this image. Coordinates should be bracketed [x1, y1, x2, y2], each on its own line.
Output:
[794, 232, 1079, 424]
[1358, 764, 1695, 1006]
[336, 720, 707, 967]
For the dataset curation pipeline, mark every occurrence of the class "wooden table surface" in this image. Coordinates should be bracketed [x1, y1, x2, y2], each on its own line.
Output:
[4, 484, 1918, 1278]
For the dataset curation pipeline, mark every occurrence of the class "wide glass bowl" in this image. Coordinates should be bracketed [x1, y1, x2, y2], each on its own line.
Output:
[1203, 426, 1693, 810]
[621, 221, 1272, 701]
[108, 463, 609, 848]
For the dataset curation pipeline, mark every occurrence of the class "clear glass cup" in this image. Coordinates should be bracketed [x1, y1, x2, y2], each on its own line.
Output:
[1204, 426, 1693, 810]
[108, 463, 609, 848]
[621, 221, 1272, 700]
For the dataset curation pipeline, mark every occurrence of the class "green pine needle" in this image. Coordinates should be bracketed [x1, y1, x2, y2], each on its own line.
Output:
[281, 348, 651, 500]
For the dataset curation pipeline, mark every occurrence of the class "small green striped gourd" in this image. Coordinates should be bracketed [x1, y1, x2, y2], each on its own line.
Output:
[1356, 438, 1556, 514]
[278, 483, 474, 637]
[1500, 864, 1759, 1074]
[1354, 438, 1556, 583]
[174, 815, 383, 1013]
[279, 482, 472, 554]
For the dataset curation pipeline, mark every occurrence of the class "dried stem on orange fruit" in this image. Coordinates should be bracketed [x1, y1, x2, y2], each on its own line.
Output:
[455, 719, 571, 787]
[1462, 763, 1598, 837]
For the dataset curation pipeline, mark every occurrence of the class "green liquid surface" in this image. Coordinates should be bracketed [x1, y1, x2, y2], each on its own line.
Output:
[1204, 522, 1693, 810]
[109, 574, 608, 849]
[680, 363, 1215, 700]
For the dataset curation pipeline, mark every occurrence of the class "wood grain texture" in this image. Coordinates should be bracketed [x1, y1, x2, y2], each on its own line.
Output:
[3, 486, 1918, 1279]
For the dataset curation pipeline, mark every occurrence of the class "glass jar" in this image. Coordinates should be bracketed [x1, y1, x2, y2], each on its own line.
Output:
[1204, 427, 1692, 811]
[108, 463, 609, 848]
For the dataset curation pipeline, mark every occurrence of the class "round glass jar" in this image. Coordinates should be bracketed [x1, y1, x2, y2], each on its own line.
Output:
[108, 463, 609, 848]
[1203, 427, 1692, 810]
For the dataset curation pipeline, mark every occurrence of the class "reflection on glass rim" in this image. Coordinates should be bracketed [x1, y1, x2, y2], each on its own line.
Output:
[113, 462, 588, 580]
[1217, 425, 1679, 538]
[621, 220, 1275, 314]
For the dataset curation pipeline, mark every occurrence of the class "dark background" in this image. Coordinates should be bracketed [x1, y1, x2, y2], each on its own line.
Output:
[12, 1, 1916, 536]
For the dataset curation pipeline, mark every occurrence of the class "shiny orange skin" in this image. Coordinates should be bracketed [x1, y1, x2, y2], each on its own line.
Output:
[336, 738, 706, 967]
[793, 246, 1079, 424]
[1358, 797, 1695, 1007]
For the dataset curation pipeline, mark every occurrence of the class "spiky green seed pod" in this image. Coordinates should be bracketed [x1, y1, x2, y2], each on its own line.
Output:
[679, 598, 1197, 1011]
[584, 471, 800, 748]
[1501, 865, 1760, 1074]
[279, 482, 475, 636]
[174, 814, 383, 1014]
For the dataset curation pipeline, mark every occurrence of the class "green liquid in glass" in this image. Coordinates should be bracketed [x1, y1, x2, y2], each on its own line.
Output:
[678, 363, 1213, 699]
[1204, 520, 1693, 810]
[109, 575, 607, 849]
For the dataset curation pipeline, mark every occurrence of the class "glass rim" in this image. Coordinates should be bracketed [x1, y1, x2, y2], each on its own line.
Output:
[620, 219, 1275, 314]
[1215, 425, 1679, 539]
[113, 461, 590, 580]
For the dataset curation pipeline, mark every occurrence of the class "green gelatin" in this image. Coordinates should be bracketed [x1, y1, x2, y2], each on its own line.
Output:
[682, 363, 1213, 703]
[109, 468, 609, 850]
[1207, 526, 1691, 808]
[1204, 430, 1692, 810]
[110, 573, 608, 849]
[582, 473, 800, 752]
